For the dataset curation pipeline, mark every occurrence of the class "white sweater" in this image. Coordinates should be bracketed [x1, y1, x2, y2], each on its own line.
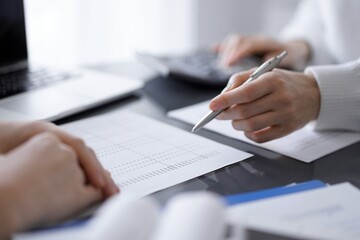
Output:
[280, 0, 360, 131]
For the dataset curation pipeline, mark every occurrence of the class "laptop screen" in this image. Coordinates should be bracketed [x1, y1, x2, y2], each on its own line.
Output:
[0, 0, 28, 70]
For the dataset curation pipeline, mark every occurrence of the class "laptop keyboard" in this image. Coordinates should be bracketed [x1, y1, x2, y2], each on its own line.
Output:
[0, 68, 74, 99]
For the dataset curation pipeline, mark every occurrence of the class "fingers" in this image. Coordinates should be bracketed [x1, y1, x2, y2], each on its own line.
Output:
[103, 171, 120, 198]
[59, 145, 108, 203]
[231, 111, 281, 132]
[223, 40, 253, 66]
[62, 185, 102, 217]
[47, 127, 119, 197]
[78, 186, 103, 206]
[244, 125, 294, 143]
[217, 94, 275, 121]
[54, 130, 106, 189]
[228, 36, 272, 63]
[210, 72, 276, 111]
[9, 121, 119, 198]
[211, 69, 320, 143]
[218, 35, 283, 66]
[219, 34, 244, 66]
[221, 69, 256, 93]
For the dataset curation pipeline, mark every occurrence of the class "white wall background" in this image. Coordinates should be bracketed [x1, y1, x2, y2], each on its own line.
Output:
[195, 0, 300, 46]
[24, 0, 299, 67]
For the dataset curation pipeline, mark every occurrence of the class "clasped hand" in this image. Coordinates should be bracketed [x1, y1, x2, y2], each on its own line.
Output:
[0, 121, 119, 236]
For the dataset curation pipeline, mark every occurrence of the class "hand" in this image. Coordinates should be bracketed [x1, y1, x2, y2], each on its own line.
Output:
[214, 34, 311, 70]
[209, 69, 320, 143]
[0, 121, 119, 197]
[0, 133, 102, 236]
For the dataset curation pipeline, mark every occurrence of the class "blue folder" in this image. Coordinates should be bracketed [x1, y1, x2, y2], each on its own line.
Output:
[225, 180, 326, 206]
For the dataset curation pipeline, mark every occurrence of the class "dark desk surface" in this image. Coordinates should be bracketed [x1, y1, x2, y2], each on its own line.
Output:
[57, 62, 360, 205]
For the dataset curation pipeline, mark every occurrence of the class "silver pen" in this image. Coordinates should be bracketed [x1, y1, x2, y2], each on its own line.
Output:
[191, 51, 288, 133]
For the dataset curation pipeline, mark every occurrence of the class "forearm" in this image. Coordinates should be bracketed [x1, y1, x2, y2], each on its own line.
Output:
[0, 178, 22, 239]
[0, 155, 31, 239]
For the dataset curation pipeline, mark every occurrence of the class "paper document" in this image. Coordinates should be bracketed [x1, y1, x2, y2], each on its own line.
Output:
[168, 101, 360, 162]
[227, 183, 360, 240]
[62, 110, 252, 199]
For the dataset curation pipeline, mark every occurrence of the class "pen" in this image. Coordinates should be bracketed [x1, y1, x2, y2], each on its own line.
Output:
[191, 51, 288, 133]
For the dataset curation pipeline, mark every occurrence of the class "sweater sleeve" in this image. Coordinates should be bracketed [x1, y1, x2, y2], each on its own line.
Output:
[280, 0, 335, 66]
[305, 58, 360, 131]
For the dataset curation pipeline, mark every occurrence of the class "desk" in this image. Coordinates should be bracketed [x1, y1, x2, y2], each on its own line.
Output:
[56, 62, 360, 205]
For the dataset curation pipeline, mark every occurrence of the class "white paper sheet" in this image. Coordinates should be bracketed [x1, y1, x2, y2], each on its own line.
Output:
[227, 183, 360, 240]
[62, 110, 252, 199]
[168, 101, 360, 162]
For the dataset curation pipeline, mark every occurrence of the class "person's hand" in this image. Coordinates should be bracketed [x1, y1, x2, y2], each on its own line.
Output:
[209, 69, 321, 143]
[0, 133, 103, 237]
[0, 121, 119, 197]
[214, 34, 311, 70]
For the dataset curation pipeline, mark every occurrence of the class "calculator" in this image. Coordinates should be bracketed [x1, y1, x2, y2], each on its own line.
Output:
[137, 50, 262, 87]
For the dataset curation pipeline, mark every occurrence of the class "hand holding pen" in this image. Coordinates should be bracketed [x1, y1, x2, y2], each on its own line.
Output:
[192, 51, 321, 143]
[192, 51, 287, 132]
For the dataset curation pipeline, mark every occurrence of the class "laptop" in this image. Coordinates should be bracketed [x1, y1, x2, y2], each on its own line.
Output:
[0, 0, 143, 121]
[137, 50, 262, 87]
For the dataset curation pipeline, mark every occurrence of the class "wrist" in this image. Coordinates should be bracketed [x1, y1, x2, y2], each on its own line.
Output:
[304, 72, 321, 121]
